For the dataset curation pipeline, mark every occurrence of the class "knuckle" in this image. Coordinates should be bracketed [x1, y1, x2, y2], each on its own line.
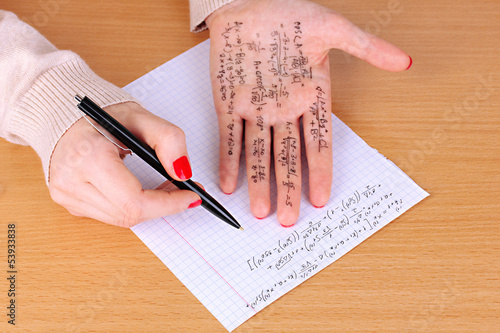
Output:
[49, 171, 80, 197]
[49, 163, 75, 190]
[160, 124, 186, 144]
[162, 191, 185, 215]
[49, 175, 66, 192]
[49, 188, 67, 206]
[118, 198, 144, 228]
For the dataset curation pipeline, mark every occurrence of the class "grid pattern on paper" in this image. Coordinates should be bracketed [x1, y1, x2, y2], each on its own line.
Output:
[123, 40, 429, 332]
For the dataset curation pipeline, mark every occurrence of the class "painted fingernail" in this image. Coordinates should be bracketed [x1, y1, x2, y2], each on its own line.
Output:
[256, 216, 265, 220]
[173, 156, 192, 180]
[406, 56, 413, 70]
[313, 204, 325, 209]
[188, 199, 202, 209]
[222, 191, 233, 195]
[280, 223, 295, 228]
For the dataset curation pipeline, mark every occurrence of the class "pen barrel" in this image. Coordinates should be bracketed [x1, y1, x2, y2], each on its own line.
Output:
[179, 180, 239, 225]
[76, 96, 241, 229]
[77, 96, 173, 182]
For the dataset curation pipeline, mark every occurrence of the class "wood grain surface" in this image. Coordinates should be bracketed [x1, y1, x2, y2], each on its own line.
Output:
[0, 0, 498, 332]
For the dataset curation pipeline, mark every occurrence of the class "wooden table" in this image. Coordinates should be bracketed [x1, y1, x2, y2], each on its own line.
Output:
[1, 0, 498, 331]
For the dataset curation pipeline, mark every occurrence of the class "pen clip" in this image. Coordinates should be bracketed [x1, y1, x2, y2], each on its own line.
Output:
[75, 100, 133, 156]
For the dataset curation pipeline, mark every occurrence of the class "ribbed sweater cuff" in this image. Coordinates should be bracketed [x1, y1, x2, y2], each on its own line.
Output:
[190, 0, 235, 32]
[8, 57, 137, 182]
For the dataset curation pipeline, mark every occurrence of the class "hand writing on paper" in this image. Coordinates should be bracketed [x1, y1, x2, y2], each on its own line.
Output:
[207, 0, 411, 226]
[49, 102, 202, 228]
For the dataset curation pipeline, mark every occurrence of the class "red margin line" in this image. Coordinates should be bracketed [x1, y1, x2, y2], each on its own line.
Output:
[162, 217, 257, 313]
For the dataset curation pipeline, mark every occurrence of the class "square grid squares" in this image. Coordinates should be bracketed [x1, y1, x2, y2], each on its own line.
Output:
[124, 40, 428, 331]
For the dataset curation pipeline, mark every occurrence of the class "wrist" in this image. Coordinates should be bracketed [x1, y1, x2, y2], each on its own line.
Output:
[27, 58, 137, 183]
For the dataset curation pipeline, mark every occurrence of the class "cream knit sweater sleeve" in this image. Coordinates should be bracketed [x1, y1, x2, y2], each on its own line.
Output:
[0, 10, 136, 181]
[189, 0, 236, 32]
[0, 2, 232, 181]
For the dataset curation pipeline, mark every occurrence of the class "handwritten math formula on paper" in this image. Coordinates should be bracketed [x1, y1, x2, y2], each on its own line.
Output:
[245, 183, 404, 308]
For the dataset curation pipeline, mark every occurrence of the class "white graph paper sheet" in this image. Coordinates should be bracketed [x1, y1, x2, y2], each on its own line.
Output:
[123, 40, 429, 331]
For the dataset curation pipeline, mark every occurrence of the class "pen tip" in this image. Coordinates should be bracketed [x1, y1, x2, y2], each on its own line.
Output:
[239, 227, 244, 231]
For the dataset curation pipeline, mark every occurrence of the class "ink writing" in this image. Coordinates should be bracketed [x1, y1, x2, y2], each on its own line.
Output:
[245, 182, 406, 309]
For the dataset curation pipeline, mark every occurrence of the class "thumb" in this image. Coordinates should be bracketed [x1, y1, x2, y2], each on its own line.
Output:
[324, 12, 411, 72]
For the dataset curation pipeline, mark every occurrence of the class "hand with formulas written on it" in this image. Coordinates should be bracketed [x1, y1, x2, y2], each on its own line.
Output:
[206, 0, 411, 227]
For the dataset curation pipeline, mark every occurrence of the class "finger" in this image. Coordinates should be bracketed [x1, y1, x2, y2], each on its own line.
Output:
[273, 120, 302, 227]
[52, 180, 123, 218]
[89, 146, 200, 226]
[59, 194, 121, 226]
[104, 103, 193, 182]
[50, 182, 129, 226]
[68, 202, 119, 226]
[244, 118, 272, 219]
[325, 12, 411, 71]
[60, 175, 205, 228]
[216, 113, 244, 194]
[303, 86, 333, 208]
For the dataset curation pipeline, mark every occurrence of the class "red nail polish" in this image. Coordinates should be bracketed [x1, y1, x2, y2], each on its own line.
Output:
[280, 223, 295, 228]
[222, 191, 233, 195]
[406, 56, 413, 70]
[188, 199, 202, 209]
[256, 216, 264, 220]
[173, 156, 192, 180]
[313, 204, 325, 209]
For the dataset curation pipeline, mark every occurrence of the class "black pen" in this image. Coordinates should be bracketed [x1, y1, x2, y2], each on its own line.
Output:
[74, 95, 242, 230]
